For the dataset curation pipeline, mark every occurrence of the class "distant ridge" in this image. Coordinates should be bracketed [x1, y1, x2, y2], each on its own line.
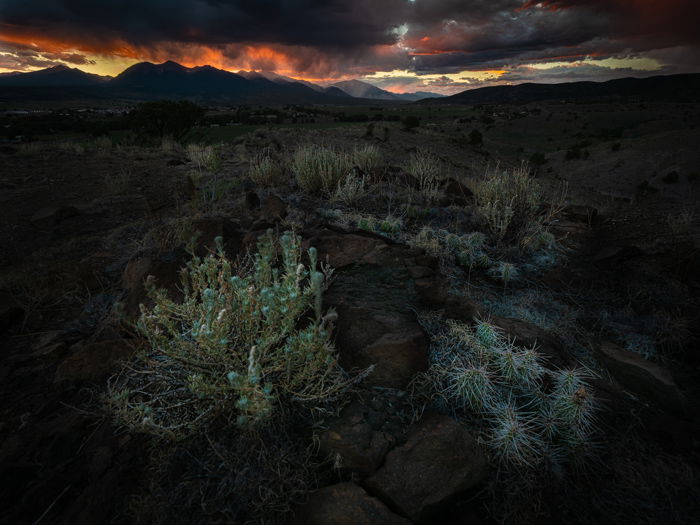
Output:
[0, 65, 109, 87]
[0, 61, 371, 104]
[330, 79, 443, 101]
[419, 73, 700, 104]
[2, 63, 697, 105]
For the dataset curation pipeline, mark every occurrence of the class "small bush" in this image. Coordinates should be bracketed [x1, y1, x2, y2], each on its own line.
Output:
[472, 163, 563, 242]
[109, 231, 357, 437]
[406, 149, 445, 205]
[292, 144, 352, 195]
[186, 143, 221, 173]
[352, 144, 383, 174]
[332, 173, 367, 208]
[249, 150, 286, 187]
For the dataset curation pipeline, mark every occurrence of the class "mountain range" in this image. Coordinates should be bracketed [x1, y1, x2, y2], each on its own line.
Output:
[0, 62, 441, 104]
[1, 62, 698, 105]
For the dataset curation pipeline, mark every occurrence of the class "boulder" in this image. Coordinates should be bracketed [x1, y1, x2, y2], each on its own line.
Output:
[490, 316, 572, 369]
[364, 414, 487, 522]
[30, 204, 80, 229]
[296, 482, 410, 525]
[596, 341, 686, 415]
[318, 402, 393, 477]
[357, 329, 428, 388]
[54, 339, 135, 385]
[442, 178, 473, 206]
[261, 194, 288, 220]
[311, 232, 388, 268]
[121, 251, 186, 321]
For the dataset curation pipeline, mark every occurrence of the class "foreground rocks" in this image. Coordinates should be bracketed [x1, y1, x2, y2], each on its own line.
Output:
[364, 414, 487, 522]
[54, 339, 136, 386]
[297, 482, 410, 525]
[596, 341, 686, 415]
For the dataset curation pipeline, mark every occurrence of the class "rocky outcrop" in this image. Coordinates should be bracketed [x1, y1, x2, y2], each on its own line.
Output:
[296, 482, 411, 525]
[54, 339, 135, 386]
[596, 341, 686, 415]
[364, 414, 487, 522]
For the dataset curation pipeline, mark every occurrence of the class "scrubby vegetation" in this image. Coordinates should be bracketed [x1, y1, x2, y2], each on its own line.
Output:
[109, 231, 354, 436]
[3, 99, 699, 525]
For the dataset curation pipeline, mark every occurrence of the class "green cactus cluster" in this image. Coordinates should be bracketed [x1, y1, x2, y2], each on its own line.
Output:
[419, 316, 598, 470]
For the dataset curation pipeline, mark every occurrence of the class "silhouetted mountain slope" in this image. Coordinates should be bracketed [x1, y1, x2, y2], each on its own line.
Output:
[0, 65, 109, 87]
[421, 74, 700, 104]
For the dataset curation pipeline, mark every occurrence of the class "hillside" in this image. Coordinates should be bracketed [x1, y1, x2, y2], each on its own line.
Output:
[423, 73, 700, 104]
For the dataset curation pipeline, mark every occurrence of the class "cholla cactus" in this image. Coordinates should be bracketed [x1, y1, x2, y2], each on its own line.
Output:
[112, 230, 352, 437]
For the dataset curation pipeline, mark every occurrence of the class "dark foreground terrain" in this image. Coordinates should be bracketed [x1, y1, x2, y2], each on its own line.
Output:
[1, 100, 699, 524]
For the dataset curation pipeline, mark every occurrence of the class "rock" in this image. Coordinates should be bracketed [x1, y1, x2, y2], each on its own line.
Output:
[596, 341, 686, 415]
[591, 245, 643, 265]
[30, 205, 80, 229]
[414, 275, 449, 305]
[312, 231, 388, 268]
[297, 483, 410, 525]
[121, 251, 186, 321]
[245, 191, 260, 210]
[490, 316, 572, 369]
[54, 339, 135, 385]
[318, 402, 393, 477]
[0, 290, 24, 334]
[364, 414, 487, 522]
[561, 204, 597, 223]
[9, 331, 69, 364]
[444, 294, 483, 323]
[357, 329, 428, 388]
[188, 217, 243, 256]
[442, 178, 473, 206]
[261, 194, 288, 220]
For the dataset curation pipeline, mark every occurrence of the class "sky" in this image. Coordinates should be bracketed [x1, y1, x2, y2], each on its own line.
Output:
[1, 0, 699, 95]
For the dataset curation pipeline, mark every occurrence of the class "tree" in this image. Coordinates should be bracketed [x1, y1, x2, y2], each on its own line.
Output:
[128, 100, 205, 140]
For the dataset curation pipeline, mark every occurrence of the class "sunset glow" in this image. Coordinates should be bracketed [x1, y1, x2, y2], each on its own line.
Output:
[1, 0, 698, 94]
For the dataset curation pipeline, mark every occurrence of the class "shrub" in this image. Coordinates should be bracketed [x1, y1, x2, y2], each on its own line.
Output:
[352, 144, 383, 174]
[109, 231, 356, 437]
[406, 149, 444, 205]
[472, 163, 564, 242]
[417, 316, 598, 470]
[186, 143, 221, 173]
[249, 150, 286, 187]
[292, 144, 352, 195]
[332, 173, 367, 208]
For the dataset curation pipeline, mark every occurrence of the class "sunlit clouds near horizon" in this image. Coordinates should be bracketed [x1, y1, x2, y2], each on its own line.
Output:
[1, 0, 698, 94]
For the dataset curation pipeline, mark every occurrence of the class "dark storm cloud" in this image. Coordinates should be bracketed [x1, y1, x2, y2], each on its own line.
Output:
[0, 0, 408, 49]
[0, 0, 698, 76]
[404, 0, 700, 73]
